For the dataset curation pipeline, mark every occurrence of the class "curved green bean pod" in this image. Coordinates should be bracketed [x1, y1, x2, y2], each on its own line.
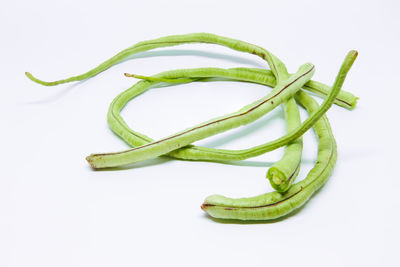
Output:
[86, 63, 315, 168]
[201, 50, 357, 220]
[25, 33, 285, 85]
[202, 91, 335, 220]
[25, 32, 357, 109]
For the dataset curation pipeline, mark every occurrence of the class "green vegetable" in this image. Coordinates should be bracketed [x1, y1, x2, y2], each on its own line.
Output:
[26, 33, 358, 221]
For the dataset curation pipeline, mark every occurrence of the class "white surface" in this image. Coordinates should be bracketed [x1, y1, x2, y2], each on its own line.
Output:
[1, 0, 399, 266]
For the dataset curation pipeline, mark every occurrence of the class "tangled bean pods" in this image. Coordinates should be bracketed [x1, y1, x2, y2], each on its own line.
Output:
[26, 33, 358, 221]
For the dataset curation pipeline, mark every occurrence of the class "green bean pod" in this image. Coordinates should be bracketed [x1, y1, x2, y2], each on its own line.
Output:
[202, 91, 336, 220]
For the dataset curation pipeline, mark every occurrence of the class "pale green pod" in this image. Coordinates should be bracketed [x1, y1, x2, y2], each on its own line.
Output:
[202, 93, 336, 220]
[25, 33, 285, 86]
[86, 63, 315, 168]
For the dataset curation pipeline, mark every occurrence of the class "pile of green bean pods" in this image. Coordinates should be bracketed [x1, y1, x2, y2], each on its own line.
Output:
[26, 33, 358, 221]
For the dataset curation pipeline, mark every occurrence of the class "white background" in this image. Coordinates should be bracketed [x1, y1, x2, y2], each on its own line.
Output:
[1, 0, 399, 266]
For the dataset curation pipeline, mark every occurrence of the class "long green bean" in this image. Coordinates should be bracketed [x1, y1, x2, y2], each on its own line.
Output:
[202, 91, 336, 220]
